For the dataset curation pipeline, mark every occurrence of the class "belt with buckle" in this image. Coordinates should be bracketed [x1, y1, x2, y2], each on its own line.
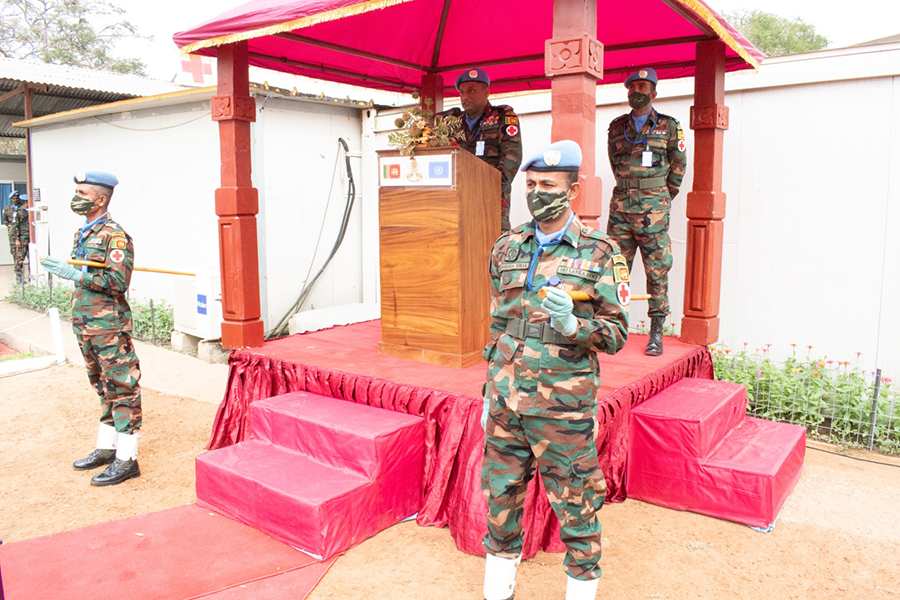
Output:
[505, 318, 570, 345]
[616, 176, 666, 190]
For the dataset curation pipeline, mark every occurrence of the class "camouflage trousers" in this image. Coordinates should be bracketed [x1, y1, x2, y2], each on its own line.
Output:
[76, 331, 142, 434]
[8, 241, 27, 276]
[482, 405, 607, 580]
[606, 209, 673, 317]
[500, 187, 511, 232]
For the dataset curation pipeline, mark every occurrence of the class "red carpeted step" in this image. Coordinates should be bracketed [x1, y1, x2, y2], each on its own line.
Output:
[627, 379, 806, 529]
[249, 391, 423, 478]
[698, 417, 806, 528]
[196, 392, 425, 560]
[629, 377, 747, 459]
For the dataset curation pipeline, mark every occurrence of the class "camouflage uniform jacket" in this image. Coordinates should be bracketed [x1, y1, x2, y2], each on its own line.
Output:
[69, 217, 134, 335]
[442, 102, 523, 201]
[3, 204, 29, 245]
[483, 215, 629, 419]
[608, 108, 686, 214]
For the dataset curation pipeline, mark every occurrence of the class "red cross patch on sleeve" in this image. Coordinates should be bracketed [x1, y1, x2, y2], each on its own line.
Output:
[616, 282, 630, 306]
[109, 249, 125, 263]
[506, 125, 518, 137]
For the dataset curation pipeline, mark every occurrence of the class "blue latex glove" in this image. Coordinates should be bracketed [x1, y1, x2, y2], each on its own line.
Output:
[542, 286, 577, 337]
[481, 397, 490, 430]
[41, 257, 83, 282]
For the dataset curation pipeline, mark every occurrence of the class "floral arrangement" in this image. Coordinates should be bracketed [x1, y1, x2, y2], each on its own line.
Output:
[388, 93, 464, 155]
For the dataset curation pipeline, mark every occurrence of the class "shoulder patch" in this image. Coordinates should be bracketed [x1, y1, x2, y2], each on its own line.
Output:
[613, 253, 628, 266]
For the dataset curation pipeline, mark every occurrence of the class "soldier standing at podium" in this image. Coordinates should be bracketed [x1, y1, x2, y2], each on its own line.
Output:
[480, 141, 629, 600]
[442, 67, 522, 231]
[606, 67, 686, 356]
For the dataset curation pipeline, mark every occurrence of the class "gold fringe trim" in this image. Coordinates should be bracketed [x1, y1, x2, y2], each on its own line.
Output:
[671, 0, 761, 70]
[179, 0, 415, 55]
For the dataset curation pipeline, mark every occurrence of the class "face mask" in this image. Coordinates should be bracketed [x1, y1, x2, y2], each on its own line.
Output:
[526, 189, 570, 222]
[628, 92, 652, 110]
[70, 194, 96, 215]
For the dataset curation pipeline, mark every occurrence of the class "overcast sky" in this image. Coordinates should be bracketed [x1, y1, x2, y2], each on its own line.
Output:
[114, 0, 900, 82]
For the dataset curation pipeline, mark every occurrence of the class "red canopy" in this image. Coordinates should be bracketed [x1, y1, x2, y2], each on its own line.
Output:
[173, 0, 763, 94]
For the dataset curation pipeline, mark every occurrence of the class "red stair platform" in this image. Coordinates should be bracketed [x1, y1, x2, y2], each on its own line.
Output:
[627, 378, 806, 529]
[196, 391, 425, 559]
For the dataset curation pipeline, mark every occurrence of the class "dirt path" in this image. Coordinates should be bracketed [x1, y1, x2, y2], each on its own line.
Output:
[2, 363, 899, 599]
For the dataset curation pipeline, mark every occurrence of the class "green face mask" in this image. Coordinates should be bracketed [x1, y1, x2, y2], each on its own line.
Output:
[70, 194, 96, 215]
[628, 92, 652, 110]
[526, 189, 569, 222]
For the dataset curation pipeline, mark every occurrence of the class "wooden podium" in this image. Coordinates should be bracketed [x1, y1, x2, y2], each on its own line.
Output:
[377, 147, 501, 368]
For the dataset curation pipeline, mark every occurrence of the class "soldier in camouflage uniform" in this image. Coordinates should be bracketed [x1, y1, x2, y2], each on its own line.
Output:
[41, 171, 142, 487]
[442, 68, 523, 231]
[3, 191, 30, 283]
[606, 67, 686, 356]
[481, 141, 629, 600]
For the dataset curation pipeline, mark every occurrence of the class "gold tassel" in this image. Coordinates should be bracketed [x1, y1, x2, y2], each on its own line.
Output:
[180, 0, 415, 55]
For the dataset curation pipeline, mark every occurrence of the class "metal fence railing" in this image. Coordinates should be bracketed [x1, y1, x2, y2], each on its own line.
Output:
[712, 345, 899, 455]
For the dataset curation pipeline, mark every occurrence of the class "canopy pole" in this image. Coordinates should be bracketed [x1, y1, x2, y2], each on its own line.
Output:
[420, 73, 443, 114]
[681, 39, 728, 346]
[213, 42, 265, 349]
[548, 0, 604, 224]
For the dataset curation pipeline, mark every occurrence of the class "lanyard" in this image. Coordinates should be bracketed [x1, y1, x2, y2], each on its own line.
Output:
[464, 112, 486, 148]
[623, 121, 649, 146]
[525, 238, 562, 292]
[75, 212, 110, 257]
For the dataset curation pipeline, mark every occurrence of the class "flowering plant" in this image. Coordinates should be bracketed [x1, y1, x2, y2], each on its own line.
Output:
[388, 93, 464, 155]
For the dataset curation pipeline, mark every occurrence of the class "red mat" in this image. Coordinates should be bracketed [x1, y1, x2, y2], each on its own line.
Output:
[0, 504, 337, 600]
[211, 320, 713, 557]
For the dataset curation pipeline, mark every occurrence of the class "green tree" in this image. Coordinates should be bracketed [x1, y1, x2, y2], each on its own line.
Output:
[724, 9, 830, 57]
[0, 0, 147, 75]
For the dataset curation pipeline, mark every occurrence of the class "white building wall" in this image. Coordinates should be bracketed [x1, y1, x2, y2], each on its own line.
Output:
[28, 93, 369, 337]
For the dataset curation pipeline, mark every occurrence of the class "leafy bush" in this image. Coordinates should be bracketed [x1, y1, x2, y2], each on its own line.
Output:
[4, 283, 173, 346]
[713, 344, 898, 455]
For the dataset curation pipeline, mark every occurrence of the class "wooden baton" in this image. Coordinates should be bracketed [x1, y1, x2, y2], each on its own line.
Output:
[538, 287, 652, 302]
[41, 257, 196, 277]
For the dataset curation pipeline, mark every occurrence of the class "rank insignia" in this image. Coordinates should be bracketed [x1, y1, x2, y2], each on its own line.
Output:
[506, 125, 518, 136]
[614, 265, 630, 283]
[505, 116, 518, 125]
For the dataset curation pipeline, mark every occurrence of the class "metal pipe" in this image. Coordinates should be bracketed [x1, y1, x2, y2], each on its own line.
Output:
[867, 368, 882, 451]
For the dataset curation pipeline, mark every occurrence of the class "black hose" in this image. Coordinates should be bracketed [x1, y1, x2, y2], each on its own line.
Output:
[266, 138, 356, 339]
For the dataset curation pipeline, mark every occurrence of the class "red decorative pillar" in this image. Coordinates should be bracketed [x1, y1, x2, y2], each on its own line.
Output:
[213, 42, 265, 349]
[681, 40, 728, 346]
[420, 72, 444, 114]
[547, 0, 603, 222]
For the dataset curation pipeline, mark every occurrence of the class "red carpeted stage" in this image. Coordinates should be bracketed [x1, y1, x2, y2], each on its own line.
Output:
[212, 319, 713, 558]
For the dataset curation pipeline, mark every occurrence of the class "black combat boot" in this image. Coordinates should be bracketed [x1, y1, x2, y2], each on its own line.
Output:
[91, 458, 140, 486]
[73, 448, 116, 470]
[645, 316, 665, 356]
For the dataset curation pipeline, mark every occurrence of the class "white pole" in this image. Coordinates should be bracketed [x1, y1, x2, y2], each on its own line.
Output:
[48, 307, 66, 365]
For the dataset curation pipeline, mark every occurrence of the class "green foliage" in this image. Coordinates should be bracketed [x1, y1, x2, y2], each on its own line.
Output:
[0, 0, 147, 75]
[4, 280, 74, 318]
[4, 283, 174, 346]
[0, 350, 34, 362]
[129, 298, 174, 345]
[388, 93, 465, 156]
[713, 344, 898, 454]
[723, 9, 830, 57]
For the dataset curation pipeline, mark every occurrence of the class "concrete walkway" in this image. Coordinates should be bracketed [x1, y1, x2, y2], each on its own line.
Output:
[0, 266, 228, 404]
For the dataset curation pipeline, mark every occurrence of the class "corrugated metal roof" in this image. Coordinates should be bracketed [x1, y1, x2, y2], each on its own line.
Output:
[0, 58, 187, 138]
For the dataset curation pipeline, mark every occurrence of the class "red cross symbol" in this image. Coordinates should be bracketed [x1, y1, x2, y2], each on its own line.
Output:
[110, 249, 125, 264]
[617, 282, 630, 305]
[181, 56, 213, 84]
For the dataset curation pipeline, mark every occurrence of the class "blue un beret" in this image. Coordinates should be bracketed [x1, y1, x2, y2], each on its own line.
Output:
[8, 191, 19, 200]
[520, 140, 582, 173]
[455, 68, 490, 90]
[74, 171, 119, 189]
[624, 67, 658, 87]
[19, 194, 27, 202]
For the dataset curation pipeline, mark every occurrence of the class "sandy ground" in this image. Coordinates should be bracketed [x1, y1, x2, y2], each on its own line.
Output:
[2, 362, 900, 600]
